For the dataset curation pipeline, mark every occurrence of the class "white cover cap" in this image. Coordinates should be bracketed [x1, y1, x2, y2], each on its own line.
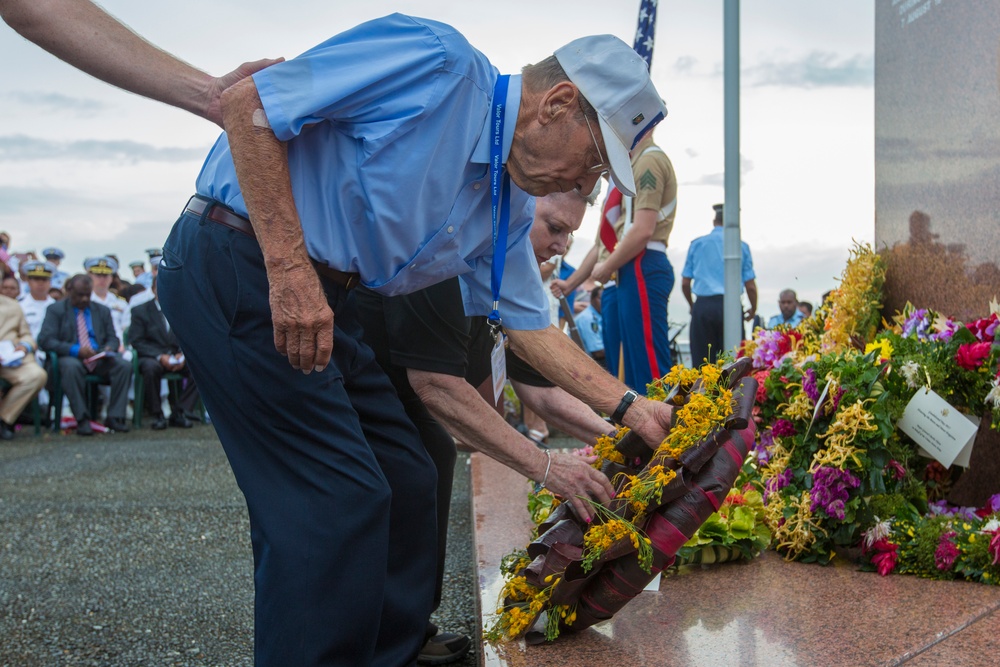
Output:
[555, 35, 667, 197]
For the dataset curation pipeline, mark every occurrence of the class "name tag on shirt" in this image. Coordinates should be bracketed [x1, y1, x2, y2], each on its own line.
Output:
[491, 334, 507, 406]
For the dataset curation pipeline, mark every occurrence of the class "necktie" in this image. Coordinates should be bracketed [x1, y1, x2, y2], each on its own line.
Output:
[76, 310, 91, 347]
[77, 311, 98, 371]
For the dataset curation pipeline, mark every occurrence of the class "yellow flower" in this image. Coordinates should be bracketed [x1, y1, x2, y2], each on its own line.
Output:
[864, 338, 893, 363]
[812, 400, 878, 471]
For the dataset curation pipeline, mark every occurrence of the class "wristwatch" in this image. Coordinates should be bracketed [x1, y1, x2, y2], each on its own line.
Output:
[610, 389, 639, 425]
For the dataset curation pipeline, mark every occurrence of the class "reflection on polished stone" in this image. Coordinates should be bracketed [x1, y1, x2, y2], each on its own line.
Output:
[875, 3, 1000, 321]
[473, 453, 1000, 667]
[881, 211, 999, 322]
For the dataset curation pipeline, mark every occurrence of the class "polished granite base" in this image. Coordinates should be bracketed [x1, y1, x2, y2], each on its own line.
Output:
[472, 452, 1000, 667]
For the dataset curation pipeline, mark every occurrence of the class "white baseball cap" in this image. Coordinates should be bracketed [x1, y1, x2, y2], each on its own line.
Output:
[555, 35, 668, 197]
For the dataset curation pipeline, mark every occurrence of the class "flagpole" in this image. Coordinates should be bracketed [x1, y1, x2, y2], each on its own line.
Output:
[723, 0, 743, 354]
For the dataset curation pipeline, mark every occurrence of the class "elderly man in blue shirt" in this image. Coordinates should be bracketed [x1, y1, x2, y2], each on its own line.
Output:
[681, 204, 759, 367]
[159, 14, 674, 667]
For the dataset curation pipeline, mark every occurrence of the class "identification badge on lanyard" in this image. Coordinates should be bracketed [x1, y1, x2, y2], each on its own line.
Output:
[491, 333, 507, 406]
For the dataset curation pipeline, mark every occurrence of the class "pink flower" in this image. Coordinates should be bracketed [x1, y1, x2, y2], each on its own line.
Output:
[884, 460, 907, 481]
[934, 531, 960, 571]
[753, 370, 770, 403]
[965, 314, 999, 343]
[989, 529, 1000, 566]
[771, 419, 797, 438]
[868, 538, 899, 576]
[955, 342, 993, 371]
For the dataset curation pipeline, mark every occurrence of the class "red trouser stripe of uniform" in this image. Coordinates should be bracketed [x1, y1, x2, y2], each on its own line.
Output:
[632, 249, 661, 379]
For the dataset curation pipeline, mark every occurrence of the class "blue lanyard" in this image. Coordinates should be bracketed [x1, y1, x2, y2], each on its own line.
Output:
[488, 74, 511, 329]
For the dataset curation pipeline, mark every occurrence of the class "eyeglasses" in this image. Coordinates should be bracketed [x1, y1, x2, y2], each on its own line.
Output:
[579, 100, 609, 175]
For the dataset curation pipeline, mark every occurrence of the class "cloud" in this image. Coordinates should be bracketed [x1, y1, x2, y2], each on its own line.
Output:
[0, 91, 107, 117]
[684, 154, 755, 186]
[0, 185, 93, 215]
[0, 135, 209, 163]
[745, 51, 873, 88]
[673, 56, 698, 75]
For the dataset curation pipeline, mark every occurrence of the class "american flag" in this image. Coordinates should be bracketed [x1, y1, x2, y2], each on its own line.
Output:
[632, 0, 658, 70]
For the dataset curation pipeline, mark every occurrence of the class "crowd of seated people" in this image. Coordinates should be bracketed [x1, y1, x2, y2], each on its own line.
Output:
[0, 232, 200, 439]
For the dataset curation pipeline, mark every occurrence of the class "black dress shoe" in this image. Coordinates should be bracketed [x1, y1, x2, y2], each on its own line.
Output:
[0, 420, 14, 441]
[76, 420, 94, 436]
[169, 412, 193, 429]
[150, 417, 168, 430]
[105, 417, 130, 433]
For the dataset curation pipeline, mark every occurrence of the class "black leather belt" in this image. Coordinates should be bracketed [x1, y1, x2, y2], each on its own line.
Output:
[184, 195, 361, 291]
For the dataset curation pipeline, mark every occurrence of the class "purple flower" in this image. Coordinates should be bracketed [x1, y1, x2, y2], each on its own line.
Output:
[772, 419, 797, 438]
[802, 368, 820, 403]
[829, 386, 845, 414]
[751, 329, 796, 370]
[810, 467, 860, 520]
[929, 319, 959, 342]
[989, 494, 1000, 514]
[753, 429, 774, 464]
[902, 309, 931, 340]
[764, 468, 793, 502]
[929, 500, 979, 521]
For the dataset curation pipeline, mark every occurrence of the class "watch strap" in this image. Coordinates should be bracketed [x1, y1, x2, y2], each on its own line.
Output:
[610, 389, 639, 425]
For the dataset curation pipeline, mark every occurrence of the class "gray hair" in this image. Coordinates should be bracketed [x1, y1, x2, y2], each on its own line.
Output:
[522, 56, 599, 122]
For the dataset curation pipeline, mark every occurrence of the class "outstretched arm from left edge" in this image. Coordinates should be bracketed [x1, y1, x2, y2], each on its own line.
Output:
[0, 0, 281, 126]
[506, 325, 672, 448]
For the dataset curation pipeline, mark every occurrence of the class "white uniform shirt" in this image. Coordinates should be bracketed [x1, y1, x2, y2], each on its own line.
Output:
[91, 291, 128, 345]
[18, 295, 55, 343]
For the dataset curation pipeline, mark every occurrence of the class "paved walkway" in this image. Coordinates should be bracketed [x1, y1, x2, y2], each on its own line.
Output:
[0, 426, 480, 667]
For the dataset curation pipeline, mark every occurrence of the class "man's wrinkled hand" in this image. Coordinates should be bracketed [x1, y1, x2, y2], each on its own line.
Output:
[269, 267, 333, 373]
[626, 398, 673, 451]
[206, 57, 284, 127]
[541, 450, 615, 523]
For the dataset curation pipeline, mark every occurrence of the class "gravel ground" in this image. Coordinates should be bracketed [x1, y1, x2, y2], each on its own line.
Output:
[0, 425, 481, 667]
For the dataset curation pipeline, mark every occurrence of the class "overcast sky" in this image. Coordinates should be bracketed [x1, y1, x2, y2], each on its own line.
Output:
[0, 0, 875, 324]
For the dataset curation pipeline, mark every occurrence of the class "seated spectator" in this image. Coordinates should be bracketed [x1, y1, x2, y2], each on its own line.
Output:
[798, 300, 813, 319]
[0, 231, 12, 275]
[128, 278, 198, 429]
[38, 274, 132, 435]
[18, 260, 56, 348]
[1, 275, 20, 300]
[41, 247, 69, 290]
[48, 287, 64, 301]
[767, 289, 806, 328]
[85, 256, 128, 350]
[0, 292, 47, 440]
[575, 285, 605, 362]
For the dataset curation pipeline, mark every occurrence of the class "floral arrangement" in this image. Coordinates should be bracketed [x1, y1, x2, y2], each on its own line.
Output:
[861, 495, 1000, 583]
[741, 242, 1000, 581]
[485, 359, 758, 644]
[674, 473, 771, 566]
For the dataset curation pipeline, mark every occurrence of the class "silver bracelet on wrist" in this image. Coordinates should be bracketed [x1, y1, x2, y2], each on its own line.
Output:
[540, 449, 552, 487]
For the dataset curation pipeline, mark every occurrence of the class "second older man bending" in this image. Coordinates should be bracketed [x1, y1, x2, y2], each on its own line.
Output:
[159, 14, 672, 667]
